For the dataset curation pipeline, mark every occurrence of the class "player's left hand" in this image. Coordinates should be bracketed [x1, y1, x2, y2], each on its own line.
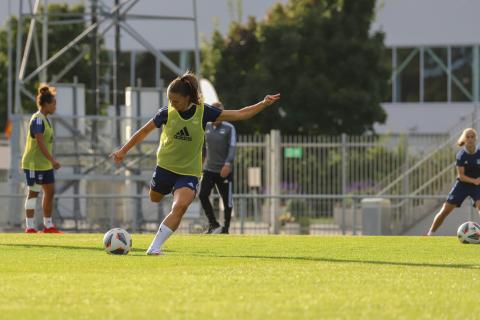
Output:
[220, 164, 232, 178]
[263, 93, 281, 106]
[110, 149, 126, 164]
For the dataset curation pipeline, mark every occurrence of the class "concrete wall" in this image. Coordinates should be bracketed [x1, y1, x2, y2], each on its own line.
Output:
[375, 102, 478, 134]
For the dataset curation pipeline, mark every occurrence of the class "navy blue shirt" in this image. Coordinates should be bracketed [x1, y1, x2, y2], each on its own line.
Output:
[29, 116, 50, 138]
[152, 103, 222, 129]
[456, 147, 480, 179]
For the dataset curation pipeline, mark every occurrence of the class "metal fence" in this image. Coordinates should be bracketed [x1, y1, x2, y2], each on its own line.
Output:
[1, 114, 464, 234]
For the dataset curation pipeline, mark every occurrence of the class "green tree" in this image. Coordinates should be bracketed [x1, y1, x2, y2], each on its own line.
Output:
[202, 0, 390, 135]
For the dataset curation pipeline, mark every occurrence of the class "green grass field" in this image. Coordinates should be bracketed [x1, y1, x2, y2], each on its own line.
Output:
[1, 234, 479, 319]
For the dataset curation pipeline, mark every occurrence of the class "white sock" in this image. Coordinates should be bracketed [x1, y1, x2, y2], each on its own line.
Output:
[43, 217, 53, 228]
[26, 218, 35, 229]
[147, 224, 173, 253]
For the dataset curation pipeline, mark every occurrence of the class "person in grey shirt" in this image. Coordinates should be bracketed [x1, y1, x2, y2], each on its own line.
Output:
[199, 102, 236, 234]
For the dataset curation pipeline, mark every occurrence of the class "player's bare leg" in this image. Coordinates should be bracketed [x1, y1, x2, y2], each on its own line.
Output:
[163, 188, 195, 230]
[146, 188, 195, 255]
[41, 183, 62, 233]
[149, 189, 165, 203]
[475, 200, 480, 215]
[427, 202, 456, 235]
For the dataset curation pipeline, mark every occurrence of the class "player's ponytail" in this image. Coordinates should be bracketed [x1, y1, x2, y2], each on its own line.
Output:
[457, 128, 477, 147]
[167, 71, 202, 105]
[36, 84, 56, 108]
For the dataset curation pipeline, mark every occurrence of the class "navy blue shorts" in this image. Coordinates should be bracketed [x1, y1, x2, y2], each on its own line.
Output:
[150, 166, 199, 195]
[24, 169, 55, 186]
[446, 180, 480, 207]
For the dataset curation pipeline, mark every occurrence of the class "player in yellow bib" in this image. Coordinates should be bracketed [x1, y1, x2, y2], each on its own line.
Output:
[110, 72, 280, 255]
[21, 85, 62, 233]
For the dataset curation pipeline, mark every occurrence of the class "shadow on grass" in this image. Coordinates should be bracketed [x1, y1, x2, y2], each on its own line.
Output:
[0, 243, 145, 253]
[179, 252, 480, 270]
[1, 243, 479, 269]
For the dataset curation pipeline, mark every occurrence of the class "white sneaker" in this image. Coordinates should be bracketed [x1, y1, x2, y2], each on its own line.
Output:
[146, 249, 164, 256]
[211, 226, 223, 234]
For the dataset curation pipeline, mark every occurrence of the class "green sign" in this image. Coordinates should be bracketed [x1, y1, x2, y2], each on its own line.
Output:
[284, 147, 303, 158]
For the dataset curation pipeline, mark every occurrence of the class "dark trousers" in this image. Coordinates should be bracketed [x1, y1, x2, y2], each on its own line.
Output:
[199, 170, 233, 230]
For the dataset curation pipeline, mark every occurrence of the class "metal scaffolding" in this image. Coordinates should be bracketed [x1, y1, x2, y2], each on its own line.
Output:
[6, 0, 201, 230]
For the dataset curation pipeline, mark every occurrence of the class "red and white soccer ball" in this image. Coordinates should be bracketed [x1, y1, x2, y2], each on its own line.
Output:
[457, 221, 480, 244]
[103, 228, 132, 254]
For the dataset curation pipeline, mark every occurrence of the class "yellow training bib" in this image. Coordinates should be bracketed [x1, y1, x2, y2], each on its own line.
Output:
[21, 111, 54, 170]
[156, 103, 205, 177]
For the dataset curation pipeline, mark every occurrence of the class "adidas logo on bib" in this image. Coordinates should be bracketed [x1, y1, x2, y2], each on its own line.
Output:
[174, 127, 192, 141]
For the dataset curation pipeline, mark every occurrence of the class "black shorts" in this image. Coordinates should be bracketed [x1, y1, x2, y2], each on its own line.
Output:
[446, 180, 480, 207]
[24, 169, 55, 186]
[150, 166, 199, 195]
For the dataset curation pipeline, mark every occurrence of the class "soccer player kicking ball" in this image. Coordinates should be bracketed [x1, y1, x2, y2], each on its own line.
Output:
[427, 128, 480, 235]
[21, 85, 62, 233]
[110, 72, 280, 255]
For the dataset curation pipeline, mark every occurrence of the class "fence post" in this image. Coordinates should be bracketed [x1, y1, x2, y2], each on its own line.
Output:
[269, 130, 281, 234]
[73, 77, 80, 231]
[341, 133, 347, 235]
[402, 135, 409, 230]
[8, 114, 23, 227]
[133, 79, 143, 232]
[240, 198, 245, 234]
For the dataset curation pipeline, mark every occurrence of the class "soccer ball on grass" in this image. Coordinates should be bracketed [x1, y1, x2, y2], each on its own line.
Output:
[457, 221, 480, 244]
[103, 228, 132, 254]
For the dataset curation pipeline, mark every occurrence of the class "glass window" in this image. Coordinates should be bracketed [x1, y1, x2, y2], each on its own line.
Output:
[396, 48, 419, 102]
[451, 47, 473, 101]
[424, 47, 448, 102]
[135, 52, 156, 87]
[384, 48, 392, 102]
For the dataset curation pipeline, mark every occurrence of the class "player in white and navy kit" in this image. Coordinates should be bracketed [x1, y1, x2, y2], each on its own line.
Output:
[200, 102, 236, 234]
[428, 128, 480, 235]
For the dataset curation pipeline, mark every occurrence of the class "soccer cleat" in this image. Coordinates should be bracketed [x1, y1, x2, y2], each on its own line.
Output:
[211, 225, 223, 234]
[203, 224, 221, 234]
[146, 250, 164, 256]
[42, 225, 64, 234]
[221, 227, 229, 234]
[25, 228, 38, 233]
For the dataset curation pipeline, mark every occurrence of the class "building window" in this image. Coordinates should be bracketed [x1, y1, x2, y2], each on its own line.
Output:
[387, 46, 476, 103]
[424, 47, 448, 102]
[395, 48, 419, 102]
[451, 47, 473, 102]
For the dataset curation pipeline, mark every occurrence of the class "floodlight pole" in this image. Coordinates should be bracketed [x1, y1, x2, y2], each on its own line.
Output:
[41, 0, 48, 82]
[19, 0, 40, 81]
[8, 0, 24, 227]
[193, 0, 200, 74]
[91, 0, 99, 114]
[114, 0, 121, 146]
[7, 0, 13, 118]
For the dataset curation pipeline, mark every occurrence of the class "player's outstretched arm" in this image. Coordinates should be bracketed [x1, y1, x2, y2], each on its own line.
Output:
[110, 119, 156, 163]
[217, 93, 280, 122]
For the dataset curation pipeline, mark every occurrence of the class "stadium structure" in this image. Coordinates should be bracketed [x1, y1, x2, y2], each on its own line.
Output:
[0, 0, 479, 236]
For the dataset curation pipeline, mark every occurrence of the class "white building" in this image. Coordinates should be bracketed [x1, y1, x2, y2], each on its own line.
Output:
[372, 0, 480, 133]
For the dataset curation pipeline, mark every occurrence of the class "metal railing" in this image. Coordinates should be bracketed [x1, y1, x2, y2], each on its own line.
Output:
[0, 193, 456, 235]
[2, 114, 468, 234]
